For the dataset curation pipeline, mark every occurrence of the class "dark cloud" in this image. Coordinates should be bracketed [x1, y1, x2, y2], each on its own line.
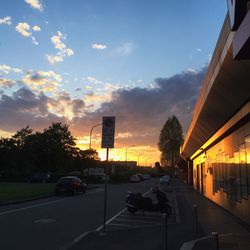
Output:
[0, 87, 65, 132]
[0, 67, 207, 149]
[71, 67, 207, 147]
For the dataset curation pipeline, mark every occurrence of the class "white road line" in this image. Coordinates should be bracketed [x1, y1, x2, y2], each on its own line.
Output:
[95, 207, 127, 231]
[0, 199, 66, 216]
[60, 231, 91, 250]
[113, 218, 160, 224]
[0, 189, 98, 216]
[118, 214, 161, 220]
[107, 223, 137, 227]
[60, 188, 152, 250]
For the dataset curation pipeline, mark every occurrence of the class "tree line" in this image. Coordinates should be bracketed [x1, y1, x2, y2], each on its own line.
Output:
[0, 123, 99, 179]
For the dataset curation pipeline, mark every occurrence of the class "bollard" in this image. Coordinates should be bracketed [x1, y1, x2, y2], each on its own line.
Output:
[163, 213, 168, 250]
[193, 204, 198, 236]
[211, 232, 219, 250]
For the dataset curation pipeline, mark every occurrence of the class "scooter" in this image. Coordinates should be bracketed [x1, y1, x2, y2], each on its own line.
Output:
[125, 187, 172, 215]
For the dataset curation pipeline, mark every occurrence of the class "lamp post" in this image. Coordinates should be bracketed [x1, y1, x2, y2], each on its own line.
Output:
[137, 153, 144, 167]
[125, 145, 135, 162]
[89, 123, 102, 149]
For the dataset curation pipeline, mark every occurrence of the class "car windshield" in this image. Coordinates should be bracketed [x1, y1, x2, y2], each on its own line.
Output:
[58, 178, 75, 183]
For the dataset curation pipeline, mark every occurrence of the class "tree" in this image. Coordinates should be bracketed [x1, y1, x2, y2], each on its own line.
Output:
[158, 115, 183, 166]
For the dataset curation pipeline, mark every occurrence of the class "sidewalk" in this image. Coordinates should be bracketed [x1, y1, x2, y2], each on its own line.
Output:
[68, 179, 250, 250]
[178, 179, 250, 249]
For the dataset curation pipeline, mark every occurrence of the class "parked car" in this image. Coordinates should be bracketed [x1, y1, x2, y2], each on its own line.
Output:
[129, 175, 141, 183]
[55, 176, 87, 195]
[143, 174, 151, 180]
[159, 175, 170, 185]
[136, 174, 144, 181]
[26, 172, 51, 183]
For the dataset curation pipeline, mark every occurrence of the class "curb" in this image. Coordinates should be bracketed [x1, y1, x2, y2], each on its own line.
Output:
[0, 186, 98, 207]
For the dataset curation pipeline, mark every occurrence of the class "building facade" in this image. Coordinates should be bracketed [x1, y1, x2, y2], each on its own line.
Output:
[181, 1, 250, 224]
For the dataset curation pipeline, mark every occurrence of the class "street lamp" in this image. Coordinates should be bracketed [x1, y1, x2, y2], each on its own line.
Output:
[137, 153, 144, 167]
[125, 145, 135, 162]
[89, 123, 102, 149]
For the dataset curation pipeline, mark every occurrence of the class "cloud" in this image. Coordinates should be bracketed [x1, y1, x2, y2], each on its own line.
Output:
[46, 31, 74, 64]
[0, 78, 15, 88]
[116, 42, 133, 55]
[22, 70, 62, 92]
[196, 48, 202, 52]
[92, 43, 107, 50]
[25, 0, 43, 11]
[0, 67, 207, 158]
[72, 67, 207, 148]
[0, 16, 12, 25]
[16, 22, 31, 37]
[0, 65, 11, 74]
[0, 64, 23, 74]
[0, 88, 64, 132]
[32, 25, 41, 32]
[15, 22, 39, 45]
[46, 55, 64, 64]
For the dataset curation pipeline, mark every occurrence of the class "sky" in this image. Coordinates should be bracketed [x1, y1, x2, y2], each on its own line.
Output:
[0, 0, 228, 165]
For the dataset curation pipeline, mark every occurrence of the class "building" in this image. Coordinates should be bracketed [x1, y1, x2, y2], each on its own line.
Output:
[181, 1, 250, 224]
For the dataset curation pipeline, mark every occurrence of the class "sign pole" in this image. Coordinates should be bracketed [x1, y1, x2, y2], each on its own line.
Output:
[102, 147, 109, 233]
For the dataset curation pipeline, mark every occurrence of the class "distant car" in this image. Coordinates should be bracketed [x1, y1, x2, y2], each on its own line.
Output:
[159, 175, 170, 185]
[136, 174, 144, 181]
[129, 175, 141, 183]
[26, 172, 51, 183]
[55, 176, 87, 195]
[143, 174, 151, 180]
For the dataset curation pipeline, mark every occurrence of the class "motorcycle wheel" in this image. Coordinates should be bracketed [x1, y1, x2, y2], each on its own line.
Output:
[127, 206, 137, 214]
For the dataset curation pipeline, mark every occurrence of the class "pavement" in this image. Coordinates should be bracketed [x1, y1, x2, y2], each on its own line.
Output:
[0, 179, 158, 250]
[1, 179, 249, 249]
[68, 179, 250, 250]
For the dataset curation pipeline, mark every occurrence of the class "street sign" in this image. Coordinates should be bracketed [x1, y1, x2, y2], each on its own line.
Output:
[101, 116, 115, 148]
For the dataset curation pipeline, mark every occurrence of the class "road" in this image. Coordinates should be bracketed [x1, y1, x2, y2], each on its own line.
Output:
[0, 179, 159, 250]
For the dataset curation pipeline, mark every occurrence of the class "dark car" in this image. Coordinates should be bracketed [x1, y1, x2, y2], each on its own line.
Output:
[26, 172, 51, 183]
[55, 176, 87, 196]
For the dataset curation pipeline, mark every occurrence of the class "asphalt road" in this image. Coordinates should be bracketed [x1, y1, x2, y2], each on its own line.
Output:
[0, 179, 158, 250]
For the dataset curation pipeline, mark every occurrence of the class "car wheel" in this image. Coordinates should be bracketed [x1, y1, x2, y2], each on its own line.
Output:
[55, 191, 60, 196]
[71, 190, 76, 196]
[82, 188, 86, 194]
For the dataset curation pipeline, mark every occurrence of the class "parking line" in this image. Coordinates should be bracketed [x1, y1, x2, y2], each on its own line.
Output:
[60, 188, 152, 250]
[113, 218, 160, 224]
[108, 223, 137, 227]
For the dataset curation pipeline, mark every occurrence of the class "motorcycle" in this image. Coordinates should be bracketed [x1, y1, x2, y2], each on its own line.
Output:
[125, 187, 172, 215]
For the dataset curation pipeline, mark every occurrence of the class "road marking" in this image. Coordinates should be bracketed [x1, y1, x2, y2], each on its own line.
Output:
[0, 188, 98, 216]
[60, 231, 92, 250]
[114, 218, 160, 223]
[119, 214, 161, 219]
[180, 234, 233, 250]
[108, 223, 138, 227]
[0, 198, 66, 216]
[34, 218, 56, 224]
[95, 207, 127, 231]
[60, 188, 153, 250]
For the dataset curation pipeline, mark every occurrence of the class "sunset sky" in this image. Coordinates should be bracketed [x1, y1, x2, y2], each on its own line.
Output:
[0, 0, 227, 165]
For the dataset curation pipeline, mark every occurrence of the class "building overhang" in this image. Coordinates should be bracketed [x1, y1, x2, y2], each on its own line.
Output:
[233, 10, 250, 59]
[181, 14, 250, 159]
